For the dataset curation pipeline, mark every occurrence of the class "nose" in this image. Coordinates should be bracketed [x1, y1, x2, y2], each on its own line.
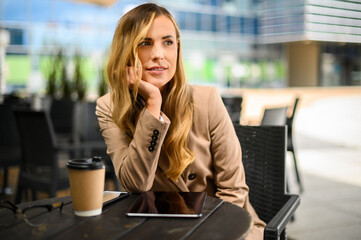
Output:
[150, 43, 164, 61]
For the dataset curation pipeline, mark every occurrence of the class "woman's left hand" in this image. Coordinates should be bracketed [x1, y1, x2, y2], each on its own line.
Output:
[126, 66, 162, 119]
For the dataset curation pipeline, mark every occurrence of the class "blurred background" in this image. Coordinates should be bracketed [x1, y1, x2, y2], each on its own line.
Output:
[1, 0, 360, 97]
[0, 1, 360, 239]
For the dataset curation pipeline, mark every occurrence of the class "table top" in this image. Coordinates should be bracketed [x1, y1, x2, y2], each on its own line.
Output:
[1, 193, 252, 240]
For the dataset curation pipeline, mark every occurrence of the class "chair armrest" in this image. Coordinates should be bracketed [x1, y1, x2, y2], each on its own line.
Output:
[264, 194, 300, 240]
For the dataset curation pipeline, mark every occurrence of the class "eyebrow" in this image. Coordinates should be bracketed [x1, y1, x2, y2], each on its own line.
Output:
[162, 35, 175, 39]
[143, 35, 175, 41]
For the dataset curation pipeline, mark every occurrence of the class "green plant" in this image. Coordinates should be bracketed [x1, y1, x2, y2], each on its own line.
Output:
[44, 49, 63, 98]
[46, 67, 57, 97]
[98, 64, 108, 97]
[60, 60, 72, 99]
[73, 52, 87, 101]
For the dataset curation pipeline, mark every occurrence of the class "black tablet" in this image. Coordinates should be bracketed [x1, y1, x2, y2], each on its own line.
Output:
[126, 191, 207, 218]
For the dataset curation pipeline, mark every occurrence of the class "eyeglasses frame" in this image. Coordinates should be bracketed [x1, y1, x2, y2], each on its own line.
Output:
[0, 200, 64, 227]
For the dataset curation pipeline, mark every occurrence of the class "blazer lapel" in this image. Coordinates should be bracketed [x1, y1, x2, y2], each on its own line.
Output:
[170, 176, 188, 192]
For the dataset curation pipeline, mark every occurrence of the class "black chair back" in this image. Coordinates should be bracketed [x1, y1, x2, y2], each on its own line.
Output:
[286, 97, 303, 192]
[286, 97, 299, 145]
[261, 106, 288, 126]
[76, 101, 103, 142]
[234, 125, 300, 240]
[3, 94, 31, 110]
[236, 125, 286, 221]
[14, 110, 56, 168]
[74, 101, 121, 191]
[50, 98, 75, 139]
[288, 98, 299, 123]
[0, 104, 20, 148]
[221, 96, 243, 124]
[13, 110, 70, 203]
[0, 104, 21, 191]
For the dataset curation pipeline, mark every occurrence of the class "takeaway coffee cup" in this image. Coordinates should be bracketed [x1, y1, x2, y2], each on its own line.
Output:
[67, 157, 105, 217]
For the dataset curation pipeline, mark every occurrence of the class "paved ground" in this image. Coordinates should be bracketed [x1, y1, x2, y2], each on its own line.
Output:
[287, 172, 361, 240]
[286, 95, 361, 240]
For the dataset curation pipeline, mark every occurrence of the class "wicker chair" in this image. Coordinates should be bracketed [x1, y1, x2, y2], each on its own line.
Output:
[234, 125, 300, 240]
[286, 97, 303, 193]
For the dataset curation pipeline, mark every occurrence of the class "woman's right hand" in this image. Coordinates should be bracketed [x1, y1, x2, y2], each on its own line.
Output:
[126, 67, 162, 119]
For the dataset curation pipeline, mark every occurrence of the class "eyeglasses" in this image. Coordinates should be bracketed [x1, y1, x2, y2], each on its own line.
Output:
[0, 200, 64, 228]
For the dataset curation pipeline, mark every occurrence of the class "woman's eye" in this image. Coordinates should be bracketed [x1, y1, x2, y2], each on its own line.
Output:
[138, 41, 150, 47]
[164, 40, 173, 46]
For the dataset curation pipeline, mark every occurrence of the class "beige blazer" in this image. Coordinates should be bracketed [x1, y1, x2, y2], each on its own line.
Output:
[96, 85, 265, 239]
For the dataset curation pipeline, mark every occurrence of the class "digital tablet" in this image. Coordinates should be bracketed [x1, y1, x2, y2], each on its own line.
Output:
[126, 191, 207, 218]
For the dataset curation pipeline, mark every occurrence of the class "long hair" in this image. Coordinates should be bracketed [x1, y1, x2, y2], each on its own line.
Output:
[106, 3, 194, 181]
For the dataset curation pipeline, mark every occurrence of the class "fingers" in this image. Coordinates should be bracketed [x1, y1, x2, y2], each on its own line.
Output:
[126, 66, 136, 89]
[125, 66, 161, 103]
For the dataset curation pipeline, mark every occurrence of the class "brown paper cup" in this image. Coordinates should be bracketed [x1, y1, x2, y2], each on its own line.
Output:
[67, 158, 105, 217]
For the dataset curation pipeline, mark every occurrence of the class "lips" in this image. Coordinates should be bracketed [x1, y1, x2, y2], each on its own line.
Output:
[147, 66, 168, 71]
[146, 66, 168, 75]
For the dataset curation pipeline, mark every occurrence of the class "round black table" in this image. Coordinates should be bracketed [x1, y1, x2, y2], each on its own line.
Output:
[0, 193, 252, 240]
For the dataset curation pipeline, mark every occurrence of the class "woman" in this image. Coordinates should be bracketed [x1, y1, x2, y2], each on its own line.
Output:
[96, 3, 265, 239]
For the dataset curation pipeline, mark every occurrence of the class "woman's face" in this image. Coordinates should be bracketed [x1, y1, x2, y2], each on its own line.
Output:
[137, 15, 178, 91]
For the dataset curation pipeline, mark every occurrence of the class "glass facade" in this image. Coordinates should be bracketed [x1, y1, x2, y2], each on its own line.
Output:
[0, 0, 360, 95]
[321, 43, 361, 86]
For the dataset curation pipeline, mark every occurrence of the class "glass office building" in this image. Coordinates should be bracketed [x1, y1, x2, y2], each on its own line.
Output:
[158, 0, 286, 88]
[257, 0, 361, 86]
[0, 0, 360, 95]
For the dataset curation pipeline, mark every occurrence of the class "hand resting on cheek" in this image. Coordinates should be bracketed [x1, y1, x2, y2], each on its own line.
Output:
[125, 66, 162, 119]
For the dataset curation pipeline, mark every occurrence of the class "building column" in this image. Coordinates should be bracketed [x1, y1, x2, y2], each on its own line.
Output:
[286, 41, 320, 87]
[0, 29, 10, 102]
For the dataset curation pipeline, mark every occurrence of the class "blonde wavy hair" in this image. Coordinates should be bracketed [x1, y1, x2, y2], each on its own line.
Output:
[106, 3, 194, 181]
